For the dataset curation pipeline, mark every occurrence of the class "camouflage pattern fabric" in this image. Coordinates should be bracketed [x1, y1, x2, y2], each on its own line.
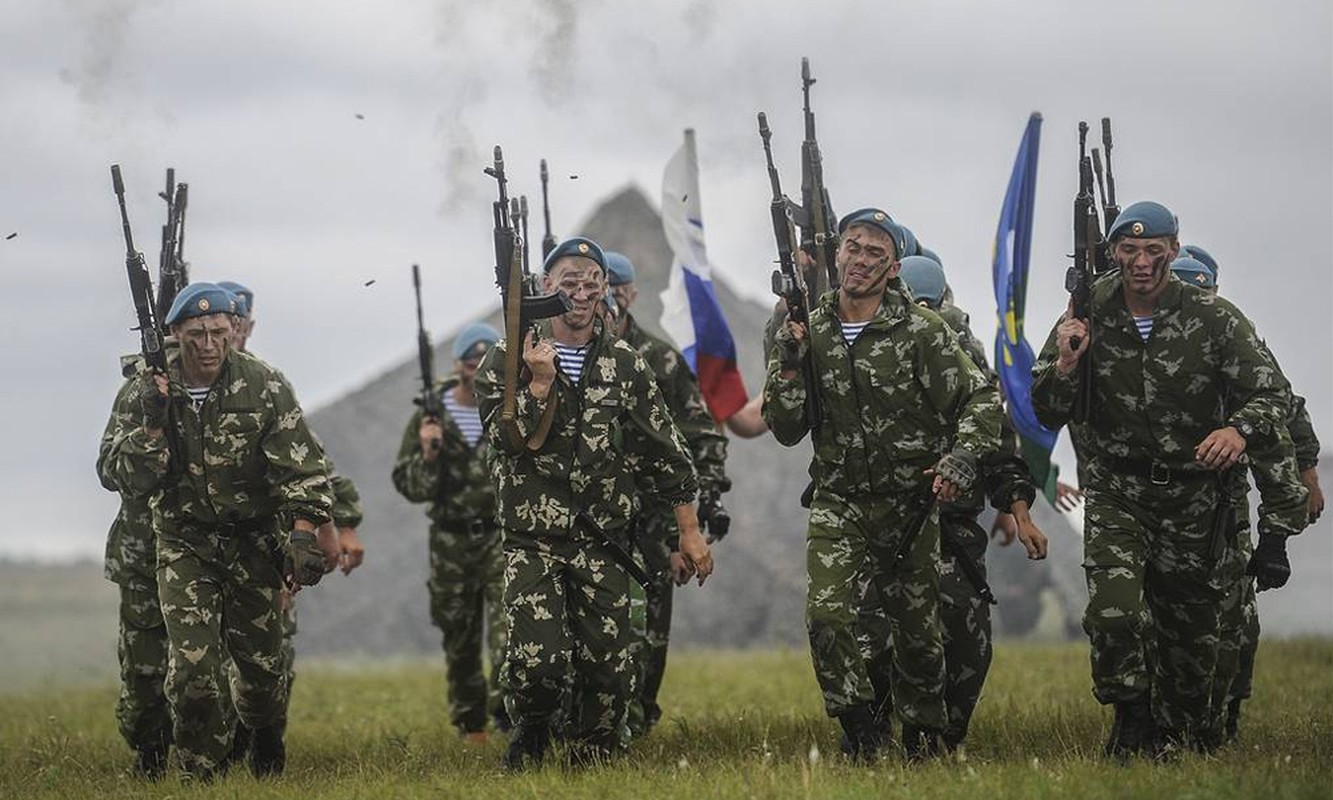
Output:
[103, 348, 333, 776]
[475, 318, 698, 747]
[619, 313, 730, 729]
[763, 283, 1001, 729]
[1032, 274, 1301, 736]
[392, 379, 505, 733]
[1287, 394, 1321, 473]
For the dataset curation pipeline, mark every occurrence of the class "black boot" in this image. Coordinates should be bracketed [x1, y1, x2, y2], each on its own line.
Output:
[133, 742, 169, 780]
[221, 723, 251, 773]
[502, 722, 550, 772]
[249, 725, 286, 778]
[1225, 697, 1243, 742]
[837, 704, 883, 762]
[1105, 701, 1155, 762]
[492, 706, 513, 734]
[901, 723, 941, 762]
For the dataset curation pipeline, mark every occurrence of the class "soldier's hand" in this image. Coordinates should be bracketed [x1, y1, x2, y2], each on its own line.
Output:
[338, 527, 365, 575]
[139, 370, 170, 431]
[1055, 301, 1090, 375]
[1012, 504, 1049, 561]
[1054, 480, 1085, 512]
[674, 503, 713, 586]
[929, 449, 978, 501]
[1246, 534, 1291, 591]
[1300, 467, 1324, 525]
[668, 551, 693, 586]
[522, 330, 558, 397]
[698, 491, 731, 544]
[419, 417, 445, 461]
[775, 320, 808, 373]
[316, 522, 341, 573]
[991, 512, 1018, 546]
[1195, 426, 1246, 470]
[284, 528, 327, 587]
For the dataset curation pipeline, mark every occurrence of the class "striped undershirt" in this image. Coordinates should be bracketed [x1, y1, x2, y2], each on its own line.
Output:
[1133, 315, 1154, 342]
[840, 319, 871, 346]
[442, 388, 483, 448]
[553, 342, 589, 384]
[186, 385, 210, 412]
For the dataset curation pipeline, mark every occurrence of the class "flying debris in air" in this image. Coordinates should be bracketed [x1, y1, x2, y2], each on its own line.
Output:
[354, 113, 365, 120]
[363, 279, 376, 287]
[4, 232, 16, 240]
[569, 175, 579, 180]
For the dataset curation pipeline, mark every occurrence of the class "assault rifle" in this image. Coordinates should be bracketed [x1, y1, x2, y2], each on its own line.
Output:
[1064, 122, 1098, 425]
[155, 168, 190, 328]
[787, 57, 839, 294]
[539, 159, 557, 258]
[111, 165, 167, 375]
[758, 111, 822, 434]
[411, 264, 444, 450]
[484, 145, 571, 451]
[1099, 117, 1121, 234]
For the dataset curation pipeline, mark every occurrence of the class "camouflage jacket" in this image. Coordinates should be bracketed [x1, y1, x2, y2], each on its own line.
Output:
[620, 313, 729, 500]
[96, 374, 157, 588]
[329, 471, 364, 529]
[474, 317, 698, 535]
[391, 375, 498, 529]
[1288, 394, 1320, 471]
[102, 349, 333, 542]
[936, 302, 1036, 517]
[1032, 274, 1293, 487]
[763, 281, 1003, 500]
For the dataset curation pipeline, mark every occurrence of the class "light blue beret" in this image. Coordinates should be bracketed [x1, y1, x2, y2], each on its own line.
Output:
[1107, 200, 1178, 241]
[898, 256, 949, 308]
[918, 246, 942, 267]
[1180, 244, 1219, 283]
[542, 236, 606, 274]
[452, 322, 500, 360]
[603, 251, 636, 286]
[164, 282, 238, 326]
[1170, 256, 1216, 290]
[217, 281, 253, 318]
[837, 208, 909, 259]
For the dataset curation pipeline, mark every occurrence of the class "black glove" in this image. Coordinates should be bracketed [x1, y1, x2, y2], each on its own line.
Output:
[1246, 534, 1291, 591]
[934, 448, 978, 494]
[773, 322, 808, 371]
[698, 491, 731, 542]
[284, 530, 326, 587]
[138, 371, 169, 430]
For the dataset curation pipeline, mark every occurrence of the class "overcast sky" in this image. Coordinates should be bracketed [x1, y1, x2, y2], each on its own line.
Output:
[1, 0, 1328, 559]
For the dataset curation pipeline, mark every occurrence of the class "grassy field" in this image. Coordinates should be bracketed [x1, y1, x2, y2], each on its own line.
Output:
[1, 641, 1329, 799]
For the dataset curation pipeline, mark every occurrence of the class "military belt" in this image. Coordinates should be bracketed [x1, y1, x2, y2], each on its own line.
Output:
[1099, 455, 1212, 486]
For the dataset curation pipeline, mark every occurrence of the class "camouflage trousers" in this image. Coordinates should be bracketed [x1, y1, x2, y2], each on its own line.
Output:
[631, 509, 677, 731]
[1210, 502, 1260, 734]
[1082, 476, 1227, 734]
[427, 522, 506, 733]
[157, 533, 287, 776]
[860, 513, 993, 743]
[114, 580, 172, 752]
[502, 528, 636, 748]
[227, 590, 298, 737]
[807, 492, 947, 730]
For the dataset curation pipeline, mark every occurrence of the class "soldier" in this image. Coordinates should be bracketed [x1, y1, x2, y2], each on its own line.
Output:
[763, 208, 1002, 760]
[475, 237, 713, 769]
[216, 280, 365, 760]
[1167, 255, 1319, 744]
[603, 251, 731, 734]
[97, 358, 174, 778]
[101, 282, 334, 779]
[1031, 202, 1302, 758]
[392, 321, 508, 742]
[866, 255, 1048, 751]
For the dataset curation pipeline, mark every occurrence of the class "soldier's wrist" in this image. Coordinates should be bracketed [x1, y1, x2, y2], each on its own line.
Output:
[528, 379, 553, 401]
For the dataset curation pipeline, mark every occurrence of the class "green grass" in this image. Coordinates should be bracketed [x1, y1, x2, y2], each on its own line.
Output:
[2, 642, 1330, 799]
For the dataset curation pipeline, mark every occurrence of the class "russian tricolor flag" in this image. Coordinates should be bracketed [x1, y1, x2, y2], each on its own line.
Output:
[659, 129, 748, 421]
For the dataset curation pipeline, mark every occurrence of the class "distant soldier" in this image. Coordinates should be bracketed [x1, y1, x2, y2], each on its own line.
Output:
[475, 237, 713, 769]
[97, 355, 174, 778]
[603, 251, 731, 734]
[763, 209, 1002, 760]
[1031, 202, 1302, 758]
[217, 280, 365, 759]
[1167, 255, 1318, 745]
[102, 282, 334, 779]
[392, 321, 508, 742]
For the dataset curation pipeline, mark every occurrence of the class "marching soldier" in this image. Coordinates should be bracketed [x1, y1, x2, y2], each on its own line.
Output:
[475, 237, 713, 769]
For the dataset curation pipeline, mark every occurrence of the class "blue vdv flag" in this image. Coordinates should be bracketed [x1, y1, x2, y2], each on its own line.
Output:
[992, 112, 1059, 489]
